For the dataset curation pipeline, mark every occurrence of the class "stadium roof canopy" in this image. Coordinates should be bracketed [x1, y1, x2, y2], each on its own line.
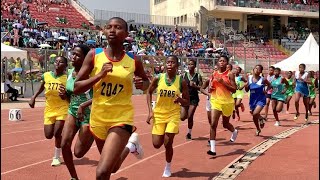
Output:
[274, 33, 319, 71]
[1, 43, 28, 60]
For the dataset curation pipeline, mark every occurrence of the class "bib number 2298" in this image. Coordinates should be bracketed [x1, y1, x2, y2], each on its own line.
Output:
[101, 82, 124, 96]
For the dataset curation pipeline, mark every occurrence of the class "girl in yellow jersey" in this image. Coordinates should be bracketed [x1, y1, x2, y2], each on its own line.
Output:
[28, 56, 69, 166]
[146, 55, 190, 177]
[73, 17, 150, 180]
[208, 55, 238, 156]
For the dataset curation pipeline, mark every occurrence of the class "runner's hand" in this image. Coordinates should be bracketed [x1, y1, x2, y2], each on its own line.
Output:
[58, 84, 67, 100]
[146, 111, 154, 124]
[134, 76, 144, 90]
[77, 105, 84, 122]
[98, 62, 113, 78]
[190, 81, 196, 87]
[174, 95, 182, 104]
[28, 97, 35, 108]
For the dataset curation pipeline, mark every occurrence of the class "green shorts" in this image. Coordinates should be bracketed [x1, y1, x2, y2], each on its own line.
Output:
[68, 107, 90, 128]
[309, 92, 316, 99]
[285, 91, 294, 97]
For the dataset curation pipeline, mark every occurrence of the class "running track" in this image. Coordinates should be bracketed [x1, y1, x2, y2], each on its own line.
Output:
[1, 95, 318, 180]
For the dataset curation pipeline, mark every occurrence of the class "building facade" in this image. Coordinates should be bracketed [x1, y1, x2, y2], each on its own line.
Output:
[150, 0, 319, 39]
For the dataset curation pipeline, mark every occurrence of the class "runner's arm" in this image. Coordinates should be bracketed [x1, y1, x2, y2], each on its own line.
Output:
[79, 99, 92, 109]
[74, 49, 103, 95]
[147, 76, 159, 113]
[179, 79, 190, 106]
[28, 80, 45, 108]
[200, 79, 210, 96]
[281, 77, 289, 93]
[134, 58, 150, 91]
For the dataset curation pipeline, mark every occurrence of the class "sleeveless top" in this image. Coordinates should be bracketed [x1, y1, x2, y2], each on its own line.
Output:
[210, 70, 234, 104]
[271, 76, 285, 100]
[308, 78, 316, 96]
[285, 78, 294, 95]
[42, 71, 69, 115]
[154, 73, 182, 123]
[266, 75, 274, 95]
[234, 75, 245, 94]
[295, 71, 309, 96]
[248, 75, 266, 105]
[66, 68, 92, 112]
[184, 72, 201, 100]
[90, 48, 135, 125]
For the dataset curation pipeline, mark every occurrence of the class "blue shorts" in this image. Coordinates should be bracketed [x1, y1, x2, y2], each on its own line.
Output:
[250, 100, 266, 111]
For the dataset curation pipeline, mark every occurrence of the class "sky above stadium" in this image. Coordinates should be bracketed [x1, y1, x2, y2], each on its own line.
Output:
[79, 0, 150, 14]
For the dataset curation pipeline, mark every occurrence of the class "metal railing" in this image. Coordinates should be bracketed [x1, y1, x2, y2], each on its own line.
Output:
[216, 0, 319, 12]
[1, 48, 282, 86]
[72, 0, 94, 17]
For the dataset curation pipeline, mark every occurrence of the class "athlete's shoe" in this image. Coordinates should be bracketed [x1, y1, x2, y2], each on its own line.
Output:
[274, 121, 280, 126]
[186, 133, 192, 140]
[162, 167, 172, 177]
[51, 157, 61, 166]
[294, 113, 300, 120]
[207, 150, 216, 156]
[128, 133, 144, 159]
[255, 130, 261, 136]
[230, 129, 238, 142]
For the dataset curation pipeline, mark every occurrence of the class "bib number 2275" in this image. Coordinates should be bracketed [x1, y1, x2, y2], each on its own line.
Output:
[101, 82, 124, 96]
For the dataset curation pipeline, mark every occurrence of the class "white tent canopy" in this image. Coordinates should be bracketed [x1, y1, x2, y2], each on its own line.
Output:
[1, 43, 28, 60]
[273, 33, 319, 71]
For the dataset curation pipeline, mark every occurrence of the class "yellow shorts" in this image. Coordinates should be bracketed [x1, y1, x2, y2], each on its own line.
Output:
[211, 101, 234, 117]
[152, 120, 180, 135]
[44, 114, 67, 125]
[89, 121, 135, 140]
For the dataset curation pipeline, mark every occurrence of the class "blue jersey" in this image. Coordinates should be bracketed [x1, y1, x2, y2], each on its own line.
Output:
[248, 75, 266, 111]
[295, 71, 309, 97]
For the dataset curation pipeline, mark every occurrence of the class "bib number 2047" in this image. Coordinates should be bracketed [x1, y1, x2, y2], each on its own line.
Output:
[101, 82, 124, 96]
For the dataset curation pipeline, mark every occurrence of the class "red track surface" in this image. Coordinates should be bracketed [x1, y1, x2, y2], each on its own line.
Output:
[1, 95, 319, 180]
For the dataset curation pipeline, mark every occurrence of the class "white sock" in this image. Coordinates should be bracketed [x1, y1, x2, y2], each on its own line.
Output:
[162, 162, 172, 177]
[188, 129, 192, 134]
[210, 140, 216, 152]
[126, 142, 136, 153]
[54, 147, 61, 159]
[165, 162, 171, 170]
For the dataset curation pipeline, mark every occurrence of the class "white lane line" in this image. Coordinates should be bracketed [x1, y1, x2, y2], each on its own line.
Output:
[1, 139, 49, 150]
[1, 145, 97, 175]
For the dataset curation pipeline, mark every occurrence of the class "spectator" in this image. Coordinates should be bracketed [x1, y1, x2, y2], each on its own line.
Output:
[4, 73, 19, 101]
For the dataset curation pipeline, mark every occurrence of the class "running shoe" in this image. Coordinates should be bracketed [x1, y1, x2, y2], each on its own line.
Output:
[259, 118, 265, 129]
[294, 113, 300, 120]
[274, 121, 280, 126]
[207, 150, 216, 156]
[162, 167, 172, 177]
[186, 133, 192, 140]
[51, 157, 61, 166]
[128, 133, 144, 159]
[230, 129, 238, 142]
[255, 130, 261, 136]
